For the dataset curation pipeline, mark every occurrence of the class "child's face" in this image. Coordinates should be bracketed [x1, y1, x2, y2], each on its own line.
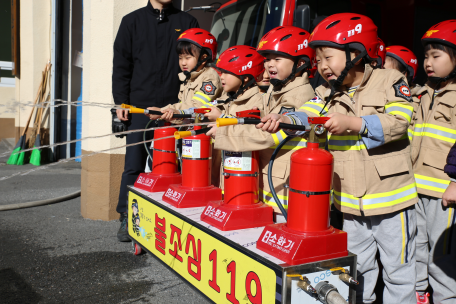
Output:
[179, 53, 198, 72]
[257, 69, 270, 87]
[315, 46, 363, 87]
[264, 54, 295, 80]
[424, 48, 455, 79]
[220, 72, 242, 92]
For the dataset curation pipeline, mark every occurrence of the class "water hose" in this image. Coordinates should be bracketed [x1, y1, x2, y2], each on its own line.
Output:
[267, 135, 295, 221]
[0, 191, 81, 211]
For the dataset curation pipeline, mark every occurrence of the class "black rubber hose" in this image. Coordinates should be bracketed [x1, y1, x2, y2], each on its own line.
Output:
[145, 110, 193, 119]
[144, 120, 155, 161]
[237, 118, 309, 131]
[268, 135, 295, 221]
[0, 191, 81, 211]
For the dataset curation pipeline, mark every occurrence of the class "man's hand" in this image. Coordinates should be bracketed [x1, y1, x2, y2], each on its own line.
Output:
[442, 181, 456, 207]
[116, 109, 130, 121]
[256, 113, 291, 133]
[206, 124, 217, 138]
[146, 107, 162, 120]
[324, 113, 362, 135]
[204, 107, 222, 121]
[160, 108, 180, 121]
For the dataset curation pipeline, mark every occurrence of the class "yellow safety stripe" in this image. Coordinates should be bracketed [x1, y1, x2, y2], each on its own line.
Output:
[400, 211, 406, 264]
[362, 183, 417, 210]
[261, 189, 289, 208]
[270, 130, 308, 151]
[443, 207, 454, 254]
[415, 174, 450, 193]
[333, 190, 360, 210]
[328, 134, 367, 151]
[300, 102, 329, 116]
[334, 183, 417, 211]
[411, 123, 456, 144]
[385, 102, 413, 123]
[193, 92, 214, 107]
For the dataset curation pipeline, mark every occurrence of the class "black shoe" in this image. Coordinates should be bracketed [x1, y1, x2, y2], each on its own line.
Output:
[117, 212, 131, 242]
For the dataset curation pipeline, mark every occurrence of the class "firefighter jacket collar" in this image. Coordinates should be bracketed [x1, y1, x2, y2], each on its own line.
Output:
[231, 86, 260, 104]
[272, 75, 310, 95]
[178, 67, 207, 83]
[147, 1, 174, 17]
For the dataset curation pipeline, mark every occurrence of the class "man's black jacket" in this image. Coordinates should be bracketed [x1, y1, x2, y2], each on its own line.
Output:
[112, 2, 199, 108]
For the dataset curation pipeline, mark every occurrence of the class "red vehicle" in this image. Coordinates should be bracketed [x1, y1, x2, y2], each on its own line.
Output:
[210, 0, 456, 84]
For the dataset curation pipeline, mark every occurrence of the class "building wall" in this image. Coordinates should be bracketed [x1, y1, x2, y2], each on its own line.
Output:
[13, 0, 51, 140]
[81, 0, 145, 221]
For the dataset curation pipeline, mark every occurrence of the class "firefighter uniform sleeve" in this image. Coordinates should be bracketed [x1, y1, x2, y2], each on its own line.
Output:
[284, 95, 329, 136]
[360, 74, 414, 149]
[191, 70, 223, 108]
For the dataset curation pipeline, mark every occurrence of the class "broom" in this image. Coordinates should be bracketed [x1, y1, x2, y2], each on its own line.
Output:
[30, 64, 51, 166]
[6, 71, 44, 165]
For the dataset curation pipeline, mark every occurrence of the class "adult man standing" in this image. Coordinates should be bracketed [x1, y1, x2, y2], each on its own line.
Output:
[112, 0, 198, 242]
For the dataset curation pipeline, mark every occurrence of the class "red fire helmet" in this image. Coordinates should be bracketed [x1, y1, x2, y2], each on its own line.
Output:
[216, 45, 265, 81]
[177, 28, 218, 62]
[376, 37, 386, 67]
[257, 26, 315, 65]
[309, 13, 379, 60]
[386, 45, 418, 79]
[421, 20, 456, 49]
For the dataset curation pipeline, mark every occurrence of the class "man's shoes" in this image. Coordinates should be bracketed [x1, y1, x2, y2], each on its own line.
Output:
[117, 212, 131, 242]
[416, 292, 430, 304]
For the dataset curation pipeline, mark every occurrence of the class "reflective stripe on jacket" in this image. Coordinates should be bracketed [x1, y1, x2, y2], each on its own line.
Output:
[410, 83, 456, 198]
[295, 65, 417, 216]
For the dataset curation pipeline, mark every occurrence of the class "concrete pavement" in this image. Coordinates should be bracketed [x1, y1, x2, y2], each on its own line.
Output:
[0, 141, 210, 304]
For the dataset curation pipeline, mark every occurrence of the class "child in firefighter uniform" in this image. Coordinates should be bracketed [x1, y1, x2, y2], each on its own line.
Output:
[214, 26, 316, 220]
[410, 21, 456, 304]
[258, 14, 417, 304]
[147, 28, 222, 119]
[382, 45, 421, 143]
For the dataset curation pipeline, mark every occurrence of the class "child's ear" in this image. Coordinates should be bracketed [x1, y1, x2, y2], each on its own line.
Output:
[297, 58, 306, 68]
[351, 50, 364, 65]
[244, 76, 250, 83]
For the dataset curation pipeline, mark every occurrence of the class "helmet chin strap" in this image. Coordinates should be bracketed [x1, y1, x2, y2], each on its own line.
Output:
[319, 44, 367, 115]
[428, 68, 456, 109]
[270, 57, 309, 89]
[218, 77, 257, 104]
[183, 53, 209, 83]
[258, 85, 270, 92]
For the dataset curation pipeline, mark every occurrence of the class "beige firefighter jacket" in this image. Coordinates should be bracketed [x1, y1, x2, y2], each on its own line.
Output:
[297, 65, 417, 216]
[410, 82, 456, 198]
[215, 75, 315, 212]
[162, 67, 222, 111]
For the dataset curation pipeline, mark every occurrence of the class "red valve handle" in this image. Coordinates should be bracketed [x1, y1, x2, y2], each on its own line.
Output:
[236, 109, 261, 119]
[308, 117, 330, 124]
[194, 108, 211, 114]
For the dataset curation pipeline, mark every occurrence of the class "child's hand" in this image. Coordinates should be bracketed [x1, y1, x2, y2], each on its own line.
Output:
[160, 108, 180, 121]
[256, 113, 291, 133]
[204, 107, 222, 121]
[324, 113, 362, 134]
[442, 182, 456, 206]
[147, 107, 162, 120]
[206, 124, 217, 138]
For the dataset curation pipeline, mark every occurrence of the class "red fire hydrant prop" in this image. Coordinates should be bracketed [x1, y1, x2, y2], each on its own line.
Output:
[201, 110, 273, 231]
[162, 124, 222, 207]
[257, 117, 348, 265]
[134, 123, 182, 192]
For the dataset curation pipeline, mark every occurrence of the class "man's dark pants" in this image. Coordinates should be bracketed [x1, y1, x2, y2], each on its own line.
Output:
[117, 115, 154, 214]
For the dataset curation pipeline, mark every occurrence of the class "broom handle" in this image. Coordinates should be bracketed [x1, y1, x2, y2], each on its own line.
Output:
[22, 75, 44, 137]
[37, 65, 51, 135]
